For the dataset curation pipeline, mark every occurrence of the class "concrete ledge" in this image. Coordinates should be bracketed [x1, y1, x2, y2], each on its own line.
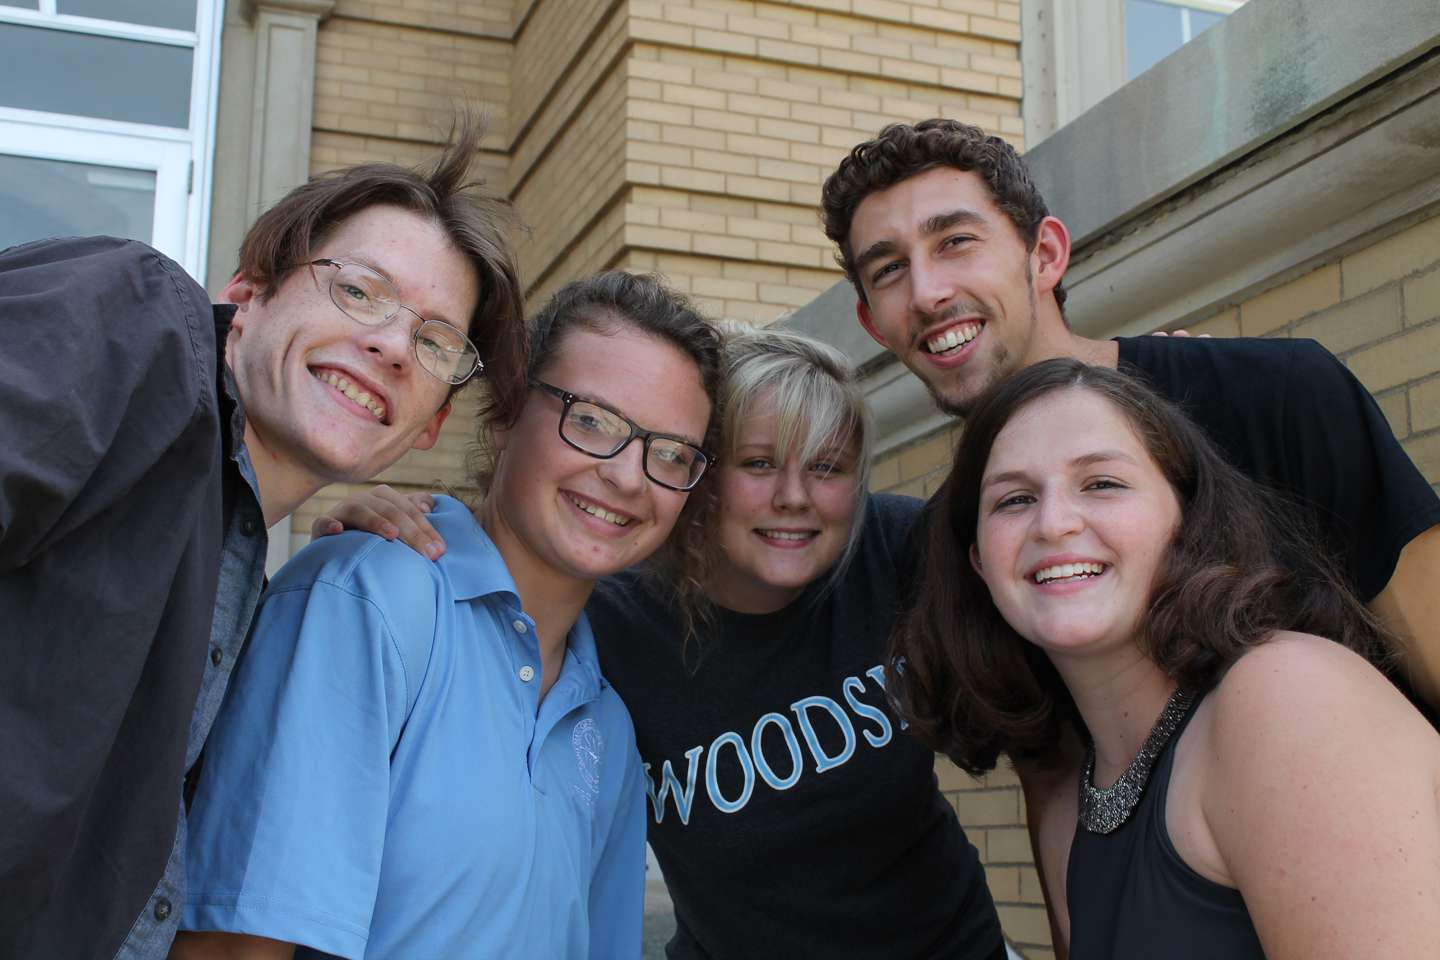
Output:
[1065, 51, 1440, 340]
[1026, 0, 1440, 245]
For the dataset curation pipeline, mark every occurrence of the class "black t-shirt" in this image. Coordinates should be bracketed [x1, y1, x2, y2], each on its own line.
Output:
[589, 494, 1003, 960]
[1066, 696, 1264, 959]
[1117, 335, 1440, 602]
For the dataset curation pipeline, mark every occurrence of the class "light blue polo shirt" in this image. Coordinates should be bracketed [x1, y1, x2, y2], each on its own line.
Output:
[181, 496, 645, 959]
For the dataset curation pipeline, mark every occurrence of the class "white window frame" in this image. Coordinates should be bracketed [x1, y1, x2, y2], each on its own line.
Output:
[0, 119, 192, 256]
[0, 0, 223, 279]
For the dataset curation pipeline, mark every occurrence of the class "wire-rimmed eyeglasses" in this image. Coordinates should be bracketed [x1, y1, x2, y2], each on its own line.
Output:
[307, 258, 482, 385]
[530, 380, 712, 491]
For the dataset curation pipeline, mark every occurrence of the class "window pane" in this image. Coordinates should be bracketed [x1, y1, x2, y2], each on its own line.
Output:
[1190, 9, 1225, 37]
[0, 1, 41, 9]
[0, 154, 155, 248]
[1126, 0, 1185, 80]
[0, 24, 191, 127]
[58, 0, 196, 32]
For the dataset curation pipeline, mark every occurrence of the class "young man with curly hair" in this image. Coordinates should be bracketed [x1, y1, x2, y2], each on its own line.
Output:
[821, 118, 1440, 711]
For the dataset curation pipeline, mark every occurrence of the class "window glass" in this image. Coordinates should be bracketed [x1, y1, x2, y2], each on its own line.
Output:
[58, 0, 196, 32]
[0, 154, 155, 248]
[0, 1, 41, 9]
[1126, 0, 1185, 79]
[1191, 9, 1226, 37]
[0, 23, 192, 127]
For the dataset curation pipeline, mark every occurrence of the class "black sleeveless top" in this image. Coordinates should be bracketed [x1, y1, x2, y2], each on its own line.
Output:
[1066, 697, 1266, 959]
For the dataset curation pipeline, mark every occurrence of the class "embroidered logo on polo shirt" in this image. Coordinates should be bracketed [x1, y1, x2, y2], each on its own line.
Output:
[571, 718, 603, 805]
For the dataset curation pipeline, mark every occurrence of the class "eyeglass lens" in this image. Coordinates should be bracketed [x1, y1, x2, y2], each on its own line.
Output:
[326, 261, 478, 384]
[560, 400, 704, 489]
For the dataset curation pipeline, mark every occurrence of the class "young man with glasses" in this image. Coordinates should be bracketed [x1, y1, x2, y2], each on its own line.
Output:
[0, 123, 526, 960]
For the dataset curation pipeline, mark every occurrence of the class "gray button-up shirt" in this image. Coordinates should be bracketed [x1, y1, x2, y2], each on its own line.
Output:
[115, 444, 267, 959]
[0, 238, 264, 959]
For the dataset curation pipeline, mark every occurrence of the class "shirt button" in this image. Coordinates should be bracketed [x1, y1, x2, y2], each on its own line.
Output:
[210, 647, 223, 666]
[241, 517, 258, 537]
[512, 619, 528, 635]
[153, 898, 172, 921]
[518, 665, 536, 682]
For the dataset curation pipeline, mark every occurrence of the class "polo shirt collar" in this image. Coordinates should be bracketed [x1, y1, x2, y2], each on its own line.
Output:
[431, 498, 521, 603]
[431, 497, 607, 692]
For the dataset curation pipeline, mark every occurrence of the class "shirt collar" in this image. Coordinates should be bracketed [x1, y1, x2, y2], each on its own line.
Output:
[429, 496, 521, 603]
[213, 304, 247, 460]
[429, 495, 607, 692]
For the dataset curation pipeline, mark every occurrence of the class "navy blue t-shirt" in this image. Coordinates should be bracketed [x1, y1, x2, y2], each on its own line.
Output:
[589, 493, 1003, 960]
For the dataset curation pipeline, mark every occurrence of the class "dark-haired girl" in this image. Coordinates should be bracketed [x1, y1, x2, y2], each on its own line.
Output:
[893, 358, 1440, 958]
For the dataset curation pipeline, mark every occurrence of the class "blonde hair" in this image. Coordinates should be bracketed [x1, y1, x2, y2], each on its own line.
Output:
[718, 323, 872, 571]
[654, 323, 872, 664]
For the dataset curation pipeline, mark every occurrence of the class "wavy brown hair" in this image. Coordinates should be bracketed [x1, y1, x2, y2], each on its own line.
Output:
[820, 118, 1065, 311]
[888, 359, 1389, 775]
[236, 115, 526, 412]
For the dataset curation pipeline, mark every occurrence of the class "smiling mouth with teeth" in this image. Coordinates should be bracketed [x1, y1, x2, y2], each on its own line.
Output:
[924, 322, 982, 355]
[1033, 562, 1107, 584]
[567, 494, 632, 527]
[315, 370, 387, 422]
[757, 529, 814, 542]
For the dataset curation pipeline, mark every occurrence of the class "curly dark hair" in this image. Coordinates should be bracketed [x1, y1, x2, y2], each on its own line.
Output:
[888, 359, 1389, 775]
[237, 115, 525, 410]
[820, 118, 1065, 311]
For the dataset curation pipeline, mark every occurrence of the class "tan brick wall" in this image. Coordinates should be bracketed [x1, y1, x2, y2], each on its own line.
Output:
[864, 205, 1440, 958]
[281, 0, 1024, 551]
[1187, 209, 1440, 493]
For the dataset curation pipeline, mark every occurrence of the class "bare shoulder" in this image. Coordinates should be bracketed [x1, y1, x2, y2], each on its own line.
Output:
[1210, 631, 1412, 733]
[1203, 630, 1440, 803]
[1197, 644, 1440, 955]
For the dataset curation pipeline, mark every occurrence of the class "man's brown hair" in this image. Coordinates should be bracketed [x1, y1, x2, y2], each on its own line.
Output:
[820, 118, 1066, 310]
[235, 117, 526, 412]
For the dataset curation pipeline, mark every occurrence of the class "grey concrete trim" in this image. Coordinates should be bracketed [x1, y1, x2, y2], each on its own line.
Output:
[1020, 0, 1125, 147]
[1026, 0, 1440, 246]
[238, 0, 337, 19]
[1067, 53, 1440, 340]
[247, 2, 334, 215]
[207, 0, 336, 295]
[781, 279, 886, 370]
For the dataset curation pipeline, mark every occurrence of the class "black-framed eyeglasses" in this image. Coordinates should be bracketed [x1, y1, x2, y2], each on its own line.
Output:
[306, 258, 482, 385]
[530, 380, 712, 491]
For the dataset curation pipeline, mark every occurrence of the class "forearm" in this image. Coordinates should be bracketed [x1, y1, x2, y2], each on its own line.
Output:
[169, 931, 295, 960]
[1369, 525, 1440, 710]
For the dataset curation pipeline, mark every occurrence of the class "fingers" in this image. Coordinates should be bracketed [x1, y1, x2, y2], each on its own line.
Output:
[311, 484, 448, 561]
[310, 516, 345, 539]
[326, 501, 401, 541]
